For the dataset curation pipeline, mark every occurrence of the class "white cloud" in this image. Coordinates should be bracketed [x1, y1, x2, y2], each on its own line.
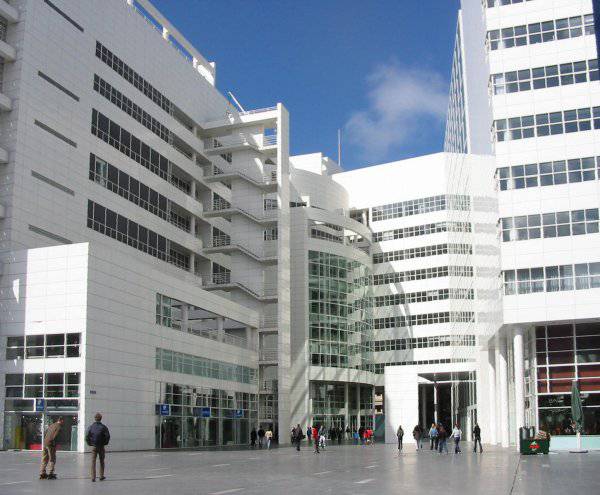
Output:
[345, 63, 448, 161]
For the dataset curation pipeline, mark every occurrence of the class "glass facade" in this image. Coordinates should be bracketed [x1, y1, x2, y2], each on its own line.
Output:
[308, 251, 373, 370]
[535, 323, 600, 435]
[311, 382, 374, 430]
[155, 382, 257, 448]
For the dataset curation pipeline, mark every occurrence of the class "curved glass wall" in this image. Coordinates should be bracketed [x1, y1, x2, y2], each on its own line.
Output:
[308, 250, 373, 370]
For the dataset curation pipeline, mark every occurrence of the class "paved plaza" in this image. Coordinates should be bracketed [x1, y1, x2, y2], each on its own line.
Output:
[0, 443, 598, 495]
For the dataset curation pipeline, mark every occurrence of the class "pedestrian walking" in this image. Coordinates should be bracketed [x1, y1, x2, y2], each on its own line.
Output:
[452, 423, 462, 454]
[318, 425, 326, 450]
[353, 429, 359, 444]
[358, 426, 365, 446]
[40, 416, 64, 480]
[86, 412, 110, 482]
[429, 423, 438, 450]
[396, 425, 404, 452]
[412, 424, 423, 450]
[266, 428, 273, 449]
[257, 427, 265, 448]
[346, 425, 351, 440]
[437, 425, 448, 454]
[337, 427, 342, 445]
[473, 423, 483, 453]
[306, 426, 312, 445]
[250, 427, 257, 448]
[312, 426, 320, 454]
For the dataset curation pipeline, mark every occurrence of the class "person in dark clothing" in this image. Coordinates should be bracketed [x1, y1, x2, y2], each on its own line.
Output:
[437, 424, 448, 454]
[306, 426, 312, 445]
[345, 425, 351, 440]
[250, 428, 257, 448]
[40, 417, 64, 479]
[292, 424, 303, 451]
[358, 426, 365, 445]
[337, 427, 342, 445]
[257, 428, 265, 448]
[473, 424, 483, 453]
[396, 425, 404, 452]
[86, 412, 110, 482]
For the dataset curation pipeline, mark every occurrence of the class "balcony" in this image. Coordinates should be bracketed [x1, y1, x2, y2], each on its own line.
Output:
[200, 275, 278, 302]
[204, 134, 278, 155]
[259, 348, 278, 362]
[203, 239, 278, 264]
[203, 164, 277, 191]
[203, 203, 278, 225]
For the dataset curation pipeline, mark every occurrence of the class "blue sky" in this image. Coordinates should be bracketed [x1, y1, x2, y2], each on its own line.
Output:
[152, 0, 461, 170]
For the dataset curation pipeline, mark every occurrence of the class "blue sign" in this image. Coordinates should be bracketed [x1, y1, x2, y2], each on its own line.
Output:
[201, 407, 211, 418]
[159, 404, 170, 416]
[234, 409, 243, 419]
[35, 399, 45, 412]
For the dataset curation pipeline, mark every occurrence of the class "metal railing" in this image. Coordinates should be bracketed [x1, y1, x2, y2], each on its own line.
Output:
[203, 272, 231, 285]
[259, 349, 278, 361]
[260, 315, 278, 328]
[212, 235, 231, 247]
[238, 106, 277, 116]
[262, 135, 277, 146]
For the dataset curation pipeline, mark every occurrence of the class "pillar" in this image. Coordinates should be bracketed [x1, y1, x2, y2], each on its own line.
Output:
[356, 384, 361, 428]
[513, 327, 526, 445]
[344, 383, 349, 431]
[190, 180, 197, 200]
[496, 332, 509, 447]
[217, 317, 224, 343]
[245, 326, 254, 350]
[181, 304, 189, 334]
[188, 252, 195, 275]
[433, 382, 438, 424]
[487, 348, 498, 444]
[420, 385, 426, 427]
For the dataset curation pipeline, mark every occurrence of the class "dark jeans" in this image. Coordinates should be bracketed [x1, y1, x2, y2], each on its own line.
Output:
[91, 446, 105, 479]
[454, 438, 461, 453]
[438, 438, 448, 453]
[430, 437, 437, 450]
[397, 436, 403, 451]
[473, 437, 482, 452]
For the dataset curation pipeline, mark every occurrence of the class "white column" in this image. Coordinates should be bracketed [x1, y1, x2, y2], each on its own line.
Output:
[245, 326, 254, 350]
[181, 304, 189, 334]
[356, 384, 361, 428]
[496, 332, 509, 447]
[217, 317, 224, 343]
[487, 348, 497, 444]
[433, 383, 438, 424]
[513, 327, 526, 445]
[188, 252, 195, 275]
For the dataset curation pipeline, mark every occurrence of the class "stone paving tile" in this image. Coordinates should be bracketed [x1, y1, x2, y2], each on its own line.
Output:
[0, 443, 598, 495]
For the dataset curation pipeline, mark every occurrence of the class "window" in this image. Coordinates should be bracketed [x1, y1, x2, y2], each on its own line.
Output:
[91, 110, 191, 193]
[5, 333, 81, 360]
[485, 0, 534, 7]
[87, 200, 191, 271]
[504, 262, 600, 295]
[263, 227, 278, 241]
[373, 244, 472, 264]
[487, 15, 594, 51]
[371, 195, 470, 222]
[498, 157, 599, 190]
[5, 372, 80, 399]
[491, 59, 598, 95]
[372, 266, 473, 285]
[372, 334, 476, 351]
[494, 107, 599, 142]
[263, 198, 278, 211]
[156, 348, 257, 385]
[372, 221, 471, 242]
[501, 209, 599, 241]
[373, 312, 474, 329]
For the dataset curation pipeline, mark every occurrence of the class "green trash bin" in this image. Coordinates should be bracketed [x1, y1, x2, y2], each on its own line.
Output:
[520, 438, 550, 455]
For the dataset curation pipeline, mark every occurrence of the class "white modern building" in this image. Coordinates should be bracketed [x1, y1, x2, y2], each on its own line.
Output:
[0, 0, 599, 453]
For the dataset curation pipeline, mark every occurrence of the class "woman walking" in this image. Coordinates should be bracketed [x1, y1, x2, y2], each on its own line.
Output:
[412, 424, 423, 450]
[451, 423, 462, 454]
[428, 423, 438, 450]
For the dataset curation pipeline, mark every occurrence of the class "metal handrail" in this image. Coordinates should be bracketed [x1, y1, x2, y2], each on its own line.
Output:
[238, 106, 277, 116]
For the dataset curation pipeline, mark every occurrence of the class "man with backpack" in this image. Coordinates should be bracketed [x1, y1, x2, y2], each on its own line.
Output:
[86, 412, 110, 482]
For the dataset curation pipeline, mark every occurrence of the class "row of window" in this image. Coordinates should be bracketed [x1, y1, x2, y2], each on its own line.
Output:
[87, 200, 190, 270]
[372, 334, 476, 352]
[373, 288, 474, 307]
[494, 106, 600, 142]
[501, 208, 599, 242]
[5, 333, 81, 360]
[373, 311, 474, 329]
[371, 195, 470, 222]
[484, 0, 533, 7]
[5, 373, 80, 399]
[491, 59, 599, 95]
[91, 109, 190, 193]
[372, 221, 471, 243]
[372, 358, 474, 374]
[96, 41, 180, 123]
[487, 14, 594, 51]
[94, 74, 171, 143]
[373, 243, 472, 264]
[503, 262, 600, 295]
[89, 154, 191, 233]
[155, 348, 257, 385]
[263, 227, 278, 241]
[497, 156, 600, 190]
[372, 266, 473, 285]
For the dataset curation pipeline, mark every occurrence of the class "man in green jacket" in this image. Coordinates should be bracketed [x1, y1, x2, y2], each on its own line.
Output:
[40, 417, 64, 479]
